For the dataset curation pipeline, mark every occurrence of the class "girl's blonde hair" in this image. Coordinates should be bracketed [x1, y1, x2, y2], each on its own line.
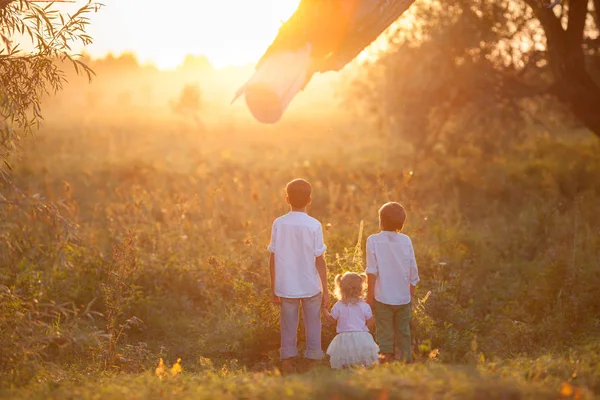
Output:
[334, 272, 367, 305]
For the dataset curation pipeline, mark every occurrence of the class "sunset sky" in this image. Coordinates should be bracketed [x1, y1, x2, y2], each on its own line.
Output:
[60, 0, 301, 69]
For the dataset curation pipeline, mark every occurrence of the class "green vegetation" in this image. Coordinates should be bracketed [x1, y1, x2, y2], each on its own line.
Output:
[2, 356, 598, 399]
[1, 107, 599, 397]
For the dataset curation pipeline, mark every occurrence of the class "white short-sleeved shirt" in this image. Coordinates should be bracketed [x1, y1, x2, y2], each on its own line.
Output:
[330, 300, 373, 333]
[365, 231, 420, 305]
[267, 211, 327, 298]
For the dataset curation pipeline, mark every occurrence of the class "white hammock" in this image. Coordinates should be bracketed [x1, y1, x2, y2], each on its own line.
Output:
[234, 0, 419, 124]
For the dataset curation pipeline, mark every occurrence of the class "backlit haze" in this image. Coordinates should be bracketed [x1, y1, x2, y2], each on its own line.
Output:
[45, 0, 403, 125]
[64, 0, 302, 69]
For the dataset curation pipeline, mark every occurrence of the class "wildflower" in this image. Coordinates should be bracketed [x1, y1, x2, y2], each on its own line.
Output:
[171, 358, 182, 377]
[428, 349, 440, 359]
[560, 382, 573, 397]
[155, 358, 167, 379]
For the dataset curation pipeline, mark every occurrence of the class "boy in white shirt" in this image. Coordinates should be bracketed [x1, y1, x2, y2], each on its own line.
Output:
[268, 178, 329, 374]
[366, 202, 420, 363]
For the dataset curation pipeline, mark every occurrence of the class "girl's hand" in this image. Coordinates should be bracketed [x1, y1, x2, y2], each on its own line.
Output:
[366, 316, 376, 329]
[322, 308, 336, 325]
[321, 293, 331, 310]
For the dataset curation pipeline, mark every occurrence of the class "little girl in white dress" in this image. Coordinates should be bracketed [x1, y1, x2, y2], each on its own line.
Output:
[323, 272, 380, 369]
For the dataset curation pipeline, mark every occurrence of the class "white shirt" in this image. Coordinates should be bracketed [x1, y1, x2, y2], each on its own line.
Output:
[268, 211, 327, 298]
[330, 300, 373, 333]
[365, 231, 420, 305]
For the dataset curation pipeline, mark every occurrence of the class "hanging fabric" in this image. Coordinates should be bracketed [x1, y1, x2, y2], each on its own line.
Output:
[233, 0, 418, 124]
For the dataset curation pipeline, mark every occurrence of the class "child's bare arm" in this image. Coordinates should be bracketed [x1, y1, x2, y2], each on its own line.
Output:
[316, 255, 330, 309]
[366, 316, 375, 329]
[322, 307, 336, 325]
[269, 253, 279, 304]
[410, 283, 416, 310]
[367, 273, 376, 307]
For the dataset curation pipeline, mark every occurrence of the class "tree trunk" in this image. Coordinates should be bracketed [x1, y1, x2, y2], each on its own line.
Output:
[593, 0, 600, 28]
[551, 0, 600, 137]
[525, 0, 600, 138]
[554, 51, 600, 138]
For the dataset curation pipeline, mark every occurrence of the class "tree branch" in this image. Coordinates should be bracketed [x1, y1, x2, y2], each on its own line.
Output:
[592, 0, 600, 29]
[522, 0, 565, 42]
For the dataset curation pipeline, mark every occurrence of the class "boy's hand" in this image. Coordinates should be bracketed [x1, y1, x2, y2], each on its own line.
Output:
[271, 292, 280, 305]
[367, 295, 375, 308]
[321, 292, 331, 310]
[366, 274, 376, 309]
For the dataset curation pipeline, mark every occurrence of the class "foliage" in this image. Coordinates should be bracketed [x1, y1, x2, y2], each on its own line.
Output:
[0, 284, 103, 386]
[2, 101, 599, 387]
[345, 0, 600, 143]
[0, 0, 104, 385]
[0, 0, 102, 169]
[0, 178, 103, 384]
[99, 231, 144, 369]
[2, 351, 600, 399]
[170, 83, 204, 131]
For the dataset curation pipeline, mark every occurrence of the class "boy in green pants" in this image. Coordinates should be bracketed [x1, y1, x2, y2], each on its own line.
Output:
[366, 202, 420, 363]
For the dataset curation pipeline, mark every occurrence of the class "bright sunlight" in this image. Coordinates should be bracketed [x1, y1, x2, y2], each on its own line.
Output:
[61, 0, 300, 69]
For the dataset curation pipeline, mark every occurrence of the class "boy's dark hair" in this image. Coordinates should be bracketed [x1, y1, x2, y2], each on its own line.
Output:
[286, 179, 312, 208]
[379, 202, 407, 232]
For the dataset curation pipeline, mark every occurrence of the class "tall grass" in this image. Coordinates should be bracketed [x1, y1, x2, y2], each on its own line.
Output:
[1, 108, 599, 395]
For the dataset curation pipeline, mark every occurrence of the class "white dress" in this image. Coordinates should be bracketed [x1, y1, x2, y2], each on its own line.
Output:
[326, 300, 379, 369]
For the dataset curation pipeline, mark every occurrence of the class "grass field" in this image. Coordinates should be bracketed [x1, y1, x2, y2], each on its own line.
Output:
[2, 86, 600, 398]
[2, 355, 598, 399]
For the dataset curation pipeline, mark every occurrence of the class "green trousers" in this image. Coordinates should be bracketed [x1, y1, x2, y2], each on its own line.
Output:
[374, 300, 412, 361]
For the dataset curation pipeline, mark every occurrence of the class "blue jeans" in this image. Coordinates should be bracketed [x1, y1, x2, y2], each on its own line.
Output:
[279, 293, 324, 360]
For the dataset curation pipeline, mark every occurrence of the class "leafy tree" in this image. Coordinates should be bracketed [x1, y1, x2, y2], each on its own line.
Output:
[0, 0, 102, 382]
[347, 0, 600, 146]
[1, 0, 101, 171]
[170, 83, 204, 130]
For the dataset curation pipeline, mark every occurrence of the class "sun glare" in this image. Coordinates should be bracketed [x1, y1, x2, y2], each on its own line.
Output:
[59, 0, 301, 69]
